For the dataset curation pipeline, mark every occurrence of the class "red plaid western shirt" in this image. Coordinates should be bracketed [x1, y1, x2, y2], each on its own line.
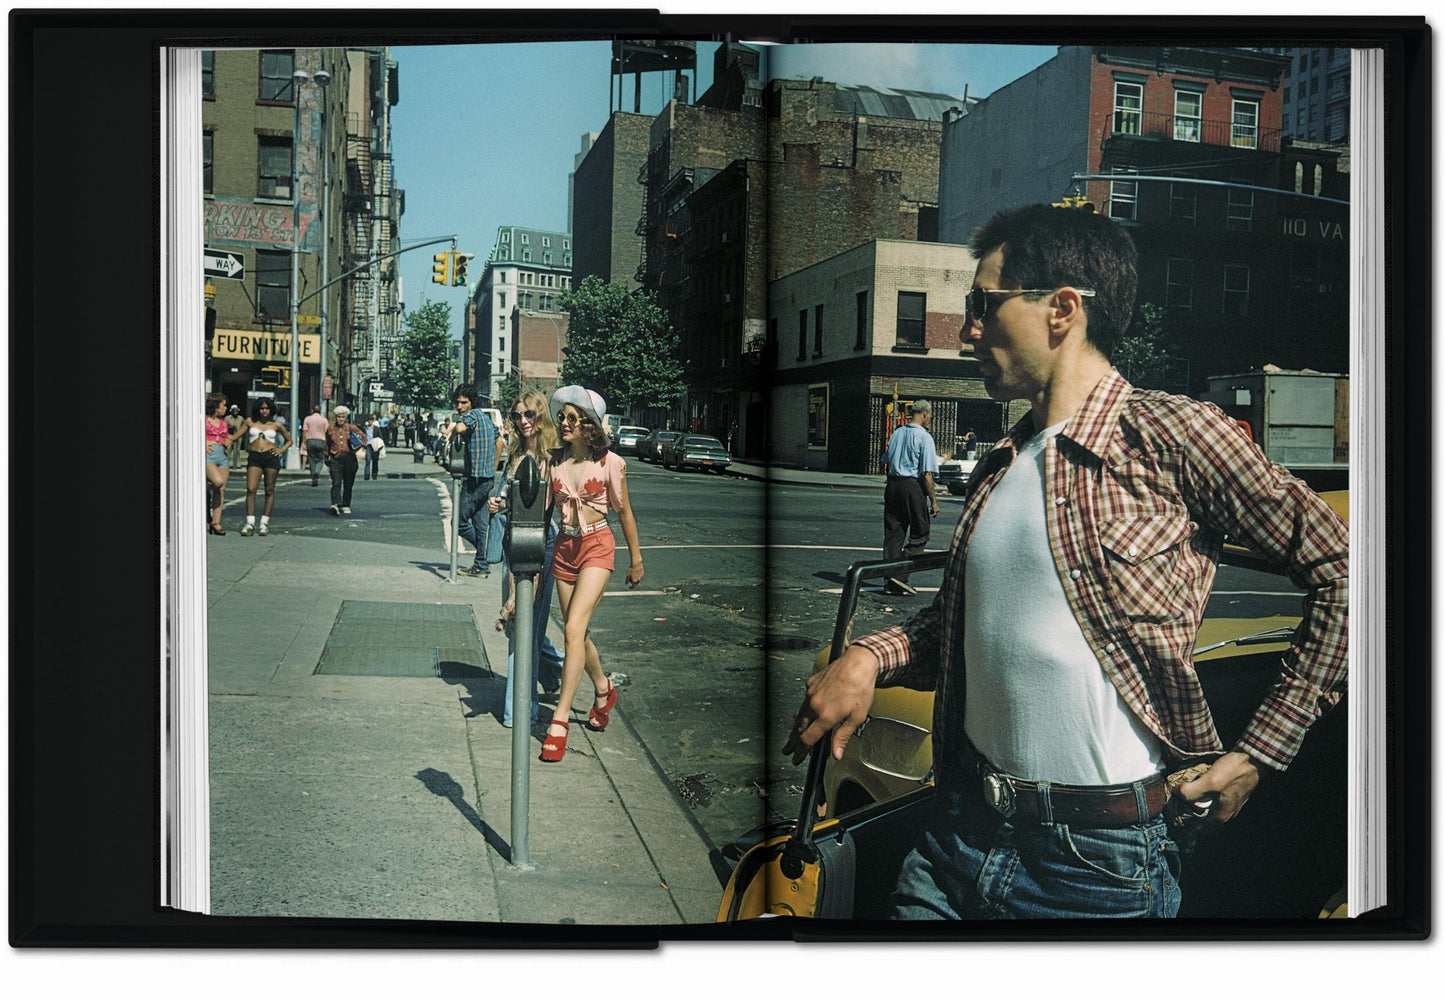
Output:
[854, 370, 1348, 786]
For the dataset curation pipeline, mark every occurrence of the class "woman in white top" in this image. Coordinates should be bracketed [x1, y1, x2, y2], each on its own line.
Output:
[239, 398, 290, 536]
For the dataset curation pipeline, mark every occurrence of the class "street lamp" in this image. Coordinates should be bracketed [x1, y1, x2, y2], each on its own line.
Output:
[288, 59, 330, 469]
[521, 309, 566, 393]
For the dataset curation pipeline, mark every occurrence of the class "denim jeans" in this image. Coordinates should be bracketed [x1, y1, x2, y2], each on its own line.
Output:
[456, 475, 495, 571]
[501, 519, 563, 727]
[364, 445, 380, 479]
[889, 787, 1182, 919]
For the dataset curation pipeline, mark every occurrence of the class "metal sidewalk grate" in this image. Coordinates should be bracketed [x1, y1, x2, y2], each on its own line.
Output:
[313, 600, 489, 678]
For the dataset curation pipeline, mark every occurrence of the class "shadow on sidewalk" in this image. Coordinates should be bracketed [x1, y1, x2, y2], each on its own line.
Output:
[415, 767, 512, 861]
[410, 560, 463, 580]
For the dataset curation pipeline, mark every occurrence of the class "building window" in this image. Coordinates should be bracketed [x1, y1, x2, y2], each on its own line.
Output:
[499, 338, 506, 356]
[202, 51, 215, 97]
[539, 294, 554, 310]
[498, 292, 506, 309]
[520, 233, 529, 244]
[519, 291, 533, 309]
[543, 252, 552, 265]
[563, 239, 570, 250]
[797, 309, 808, 361]
[855, 290, 869, 349]
[1283, 85, 1291, 103]
[1173, 90, 1202, 142]
[1227, 184, 1254, 231]
[259, 50, 296, 102]
[1166, 258, 1193, 309]
[498, 315, 505, 331]
[203, 131, 214, 194]
[257, 136, 293, 199]
[522, 251, 531, 262]
[813, 304, 825, 357]
[1169, 181, 1196, 222]
[255, 249, 290, 320]
[1108, 170, 1138, 222]
[1231, 99, 1260, 149]
[501, 231, 510, 242]
[1113, 81, 1143, 135]
[896, 291, 925, 348]
[1223, 264, 1250, 316]
[542, 236, 550, 247]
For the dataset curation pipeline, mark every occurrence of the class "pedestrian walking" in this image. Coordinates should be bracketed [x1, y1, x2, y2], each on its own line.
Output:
[538, 386, 645, 763]
[403, 414, 415, 448]
[324, 404, 366, 516]
[487, 389, 566, 728]
[204, 392, 239, 535]
[962, 427, 978, 461]
[239, 398, 291, 536]
[881, 398, 940, 595]
[301, 404, 330, 487]
[224, 404, 244, 466]
[443, 385, 502, 577]
[783, 204, 1349, 921]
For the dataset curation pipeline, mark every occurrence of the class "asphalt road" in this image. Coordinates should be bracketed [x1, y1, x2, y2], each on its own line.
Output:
[220, 457, 1314, 854]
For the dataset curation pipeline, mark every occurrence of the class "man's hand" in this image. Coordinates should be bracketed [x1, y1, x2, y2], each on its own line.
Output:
[1178, 751, 1261, 824]
[780, 644, 881, 766]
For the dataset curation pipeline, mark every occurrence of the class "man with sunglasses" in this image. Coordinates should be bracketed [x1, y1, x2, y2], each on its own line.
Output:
[445, 384, 503, 578]
[784, 204, 1348, 919]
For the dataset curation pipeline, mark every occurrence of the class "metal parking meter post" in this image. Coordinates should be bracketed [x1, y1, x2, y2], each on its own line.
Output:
[505, 455, 549, 870]
[447, 430, 467, 584]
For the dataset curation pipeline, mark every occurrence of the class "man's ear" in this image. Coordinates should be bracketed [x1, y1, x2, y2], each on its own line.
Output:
[1047, 287, 1088, 341]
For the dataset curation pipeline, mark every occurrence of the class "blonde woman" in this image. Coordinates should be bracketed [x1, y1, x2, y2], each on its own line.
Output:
[487, 389, 566, 728]
[538, 386, 644, 762]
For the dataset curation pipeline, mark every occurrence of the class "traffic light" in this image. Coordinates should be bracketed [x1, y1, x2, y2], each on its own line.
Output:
[451, 253, 471, 287]
[431, 252, 451, 285]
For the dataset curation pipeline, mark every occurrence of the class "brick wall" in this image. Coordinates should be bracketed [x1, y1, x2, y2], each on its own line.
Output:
[572, 112, 651, 287]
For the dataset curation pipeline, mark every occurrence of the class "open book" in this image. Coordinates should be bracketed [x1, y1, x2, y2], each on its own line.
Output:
[138, 21, 1423, 940]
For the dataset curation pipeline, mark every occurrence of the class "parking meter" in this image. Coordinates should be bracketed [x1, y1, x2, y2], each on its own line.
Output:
[446, 414, 468, 478]
[505, 456, 549, 575]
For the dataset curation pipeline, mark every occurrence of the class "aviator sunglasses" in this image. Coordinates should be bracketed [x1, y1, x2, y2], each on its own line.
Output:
[965, 285, 1096, 327]
[510, 408, 538, 423]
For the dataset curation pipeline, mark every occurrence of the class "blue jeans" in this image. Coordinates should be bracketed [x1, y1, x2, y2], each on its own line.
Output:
[364, 446, 380, 479]
[456, 475, 495, 571]
[889, 787, 1182, 919]
[501, 520, 563, 727]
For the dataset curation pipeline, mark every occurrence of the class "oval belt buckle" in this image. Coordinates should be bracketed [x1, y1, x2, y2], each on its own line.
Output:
[982, 771, 1017, 820]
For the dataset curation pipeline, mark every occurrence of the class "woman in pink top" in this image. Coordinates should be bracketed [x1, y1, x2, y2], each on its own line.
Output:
[204, 392, 240, 535]
[539, 386, 644, 763]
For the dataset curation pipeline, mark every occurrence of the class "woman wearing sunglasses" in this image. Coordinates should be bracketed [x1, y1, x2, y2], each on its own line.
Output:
[486, 390, 566, 728]
[537, 385, 645, 762]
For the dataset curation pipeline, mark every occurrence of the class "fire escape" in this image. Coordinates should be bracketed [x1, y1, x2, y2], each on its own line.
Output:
[344, 116, 377, 387]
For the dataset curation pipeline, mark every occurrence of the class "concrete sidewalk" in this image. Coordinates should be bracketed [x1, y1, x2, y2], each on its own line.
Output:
[205, 452, 722, 926]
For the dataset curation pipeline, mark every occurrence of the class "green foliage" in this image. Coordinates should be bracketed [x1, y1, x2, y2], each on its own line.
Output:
[1115, 302, 1182, 390]
[556, 276, 684, 413]
[392, 301, 455, 409]
[496, 371, 523, 409]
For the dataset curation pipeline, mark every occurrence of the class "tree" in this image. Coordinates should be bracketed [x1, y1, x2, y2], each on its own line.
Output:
[556, 276, 684, 413]
[1115, 302, 1183, 391]
[392, 300, 455, 410]
[496, 371, 523, 409]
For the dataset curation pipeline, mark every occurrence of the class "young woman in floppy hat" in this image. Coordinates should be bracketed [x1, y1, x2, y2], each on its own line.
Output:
[538, 385, 644, 762]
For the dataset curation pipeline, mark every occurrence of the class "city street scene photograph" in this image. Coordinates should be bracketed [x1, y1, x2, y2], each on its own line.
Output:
[179, 30, 1356, 929]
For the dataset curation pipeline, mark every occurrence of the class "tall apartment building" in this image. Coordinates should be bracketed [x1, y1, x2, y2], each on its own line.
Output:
[1278, 47, 1351, 142]
[571, 113, 654, 289]
[468, 225, 573, 400]
[939, 46, 1346, 388]
[202, 47, 400, 414]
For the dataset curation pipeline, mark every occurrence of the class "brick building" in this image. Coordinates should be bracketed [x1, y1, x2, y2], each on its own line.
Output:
[467, 225, 573, 400]
[771, 239, 1001, 473]
[939, 46, 1346, 389]
[570, 113, 653, 289]
[202, 46, 400, 415]
[1276, 47, 1351, 142]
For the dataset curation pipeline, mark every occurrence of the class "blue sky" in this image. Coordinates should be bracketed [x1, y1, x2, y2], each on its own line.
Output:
[389, 40, 1058, 341]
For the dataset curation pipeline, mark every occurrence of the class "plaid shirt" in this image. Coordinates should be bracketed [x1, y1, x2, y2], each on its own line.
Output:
[456, 409, 500, 480]
[854, 370, 1348, 786]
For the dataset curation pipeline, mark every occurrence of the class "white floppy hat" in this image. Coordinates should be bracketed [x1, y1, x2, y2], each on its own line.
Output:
[550, 385, 608, 439]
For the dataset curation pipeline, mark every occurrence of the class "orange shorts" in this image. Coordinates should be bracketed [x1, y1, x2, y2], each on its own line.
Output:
[552, 526, 615, 582]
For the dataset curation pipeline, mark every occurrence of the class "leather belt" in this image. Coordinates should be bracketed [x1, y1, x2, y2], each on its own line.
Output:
[560, 519, 609, 538]
[964, 744, 1167, 828]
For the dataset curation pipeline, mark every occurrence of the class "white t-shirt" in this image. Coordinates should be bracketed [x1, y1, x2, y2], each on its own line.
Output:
[962, 420, 1164, 784]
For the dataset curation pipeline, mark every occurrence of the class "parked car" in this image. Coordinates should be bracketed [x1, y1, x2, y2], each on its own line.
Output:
[663, 433, 731, 473]
[718, 495, 1349, 923]
[615, 425, 650, 455]
[638, 429, 682, 463]
[936, 454, 976, 495]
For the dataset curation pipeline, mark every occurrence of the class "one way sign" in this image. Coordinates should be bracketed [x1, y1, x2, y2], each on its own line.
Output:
[204, 249, 246, 281]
